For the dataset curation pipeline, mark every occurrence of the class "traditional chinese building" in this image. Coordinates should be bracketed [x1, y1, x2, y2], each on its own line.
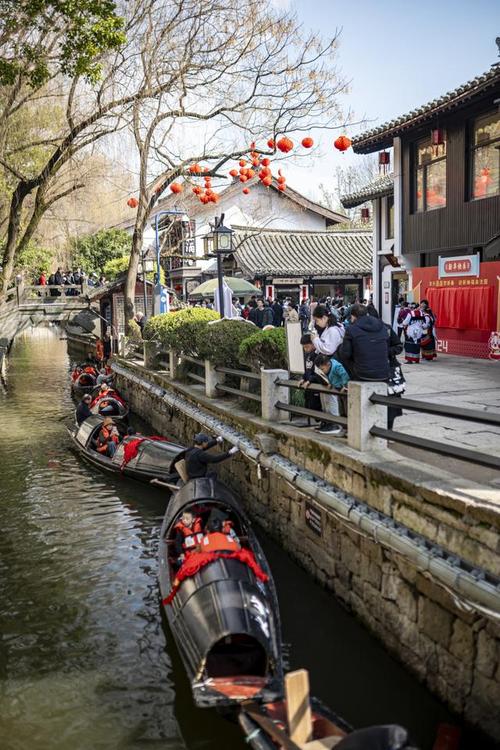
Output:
[342, 61, 500, 358]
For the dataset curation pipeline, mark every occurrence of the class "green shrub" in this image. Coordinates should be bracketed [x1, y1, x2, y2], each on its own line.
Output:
[238, 327, 287, 371]
[144, 307, 219, 354]
[196, 319, 257, 366]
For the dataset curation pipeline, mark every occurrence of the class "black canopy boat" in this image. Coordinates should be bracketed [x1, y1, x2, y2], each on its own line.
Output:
[68, 415, 184, 484]
[70, 364, 98, 394]
[159, 477, 283, 710]
[89, 386, 129, 419]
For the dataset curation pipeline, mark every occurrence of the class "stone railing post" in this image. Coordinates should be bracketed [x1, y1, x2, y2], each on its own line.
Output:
[169, 349, 179, 380]
[347, 381, 387, 452]
[205, 360, 224, 398]
[261, 368, 289, 423]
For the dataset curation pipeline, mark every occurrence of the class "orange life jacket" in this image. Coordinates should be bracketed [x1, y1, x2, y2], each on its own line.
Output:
[96, 426, 118, 454]
[83, 366, 96, 375]
[96, 340, 104, 360]
[202, 531, 241, 553]
[174, 517, 203, 550]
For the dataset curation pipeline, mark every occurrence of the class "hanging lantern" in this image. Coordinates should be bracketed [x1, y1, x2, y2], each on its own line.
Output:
[229, 169, 239, 177]
[170, 182, 183, 194]
[334, 135, 351, 152]
[239, 159, 247, 167]
[277, 183, 286, 192]
[252, 158, 260, 167]
[431, 128, 445, 146]
[188, 163, 202, 174]
[242, 187, 250, 195]
[261, 158, 270, 167]
[277, 169, 286, 185]
[379, 151, 390, 174]
[262, 176, 272, 187]
[192, 186, 202, 195]
[239, 175, 248, 182]
[267, 138, 275, 149]
[127, 197, 139, 208]
[277, 136, 293, 153]
[247, 169, 256, 179]
[301, 137, 314, 148]
[360, 207, 370, 223]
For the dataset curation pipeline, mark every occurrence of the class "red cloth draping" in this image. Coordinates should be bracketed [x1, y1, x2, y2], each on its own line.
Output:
[163, 548, 269, 605]
[426, 286, 494, 331]
[120, 436, 170, 469]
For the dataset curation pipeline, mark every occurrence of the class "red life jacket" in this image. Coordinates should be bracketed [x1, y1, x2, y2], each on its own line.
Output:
[174, 517, 203, 550]
[202, 531, 241, 553]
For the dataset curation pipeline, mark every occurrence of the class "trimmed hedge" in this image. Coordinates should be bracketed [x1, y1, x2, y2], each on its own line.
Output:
[143, 307, 219, 354]
[195, 319, 257, 366]
[238, 327, 287, 371]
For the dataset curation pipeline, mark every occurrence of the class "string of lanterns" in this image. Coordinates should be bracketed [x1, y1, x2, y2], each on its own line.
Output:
[126, 133, 353, 208]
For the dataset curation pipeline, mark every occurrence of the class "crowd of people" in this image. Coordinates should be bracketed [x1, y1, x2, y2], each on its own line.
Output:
[36, 267, 107, 293]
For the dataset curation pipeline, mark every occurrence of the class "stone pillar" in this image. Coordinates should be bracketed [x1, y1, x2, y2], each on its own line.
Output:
[261, 368, 289, 423]
[169, 349, 179, 379]
[347, 381, 387, 452]
[205, 360, 224, 398]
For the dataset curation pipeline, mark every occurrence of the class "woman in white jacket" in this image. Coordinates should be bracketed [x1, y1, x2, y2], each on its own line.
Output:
[311, 304, 344, 356]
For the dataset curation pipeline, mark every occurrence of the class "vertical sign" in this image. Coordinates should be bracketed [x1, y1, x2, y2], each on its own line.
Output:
[305, 501, 322, 536]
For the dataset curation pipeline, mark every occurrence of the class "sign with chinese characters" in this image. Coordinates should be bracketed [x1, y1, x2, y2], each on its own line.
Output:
[438, 254, 480, 279]
[272, 277, 302, 285]
[305, 501, 322, 537]
[428, 277, 488, 287]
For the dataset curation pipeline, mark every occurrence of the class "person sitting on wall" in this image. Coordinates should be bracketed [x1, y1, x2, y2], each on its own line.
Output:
[201, 517, 241, 553]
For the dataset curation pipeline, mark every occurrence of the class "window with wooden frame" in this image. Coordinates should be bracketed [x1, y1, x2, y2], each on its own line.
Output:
[470, 110, 500, 200]
[414, 136, 447, 212]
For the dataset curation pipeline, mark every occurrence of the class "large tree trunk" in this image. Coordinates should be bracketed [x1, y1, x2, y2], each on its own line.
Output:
[124, 223, 143, 332]
[1, 183, 29, 293]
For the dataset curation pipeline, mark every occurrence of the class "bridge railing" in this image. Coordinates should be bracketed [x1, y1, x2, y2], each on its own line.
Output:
[19, 284, 89, 304]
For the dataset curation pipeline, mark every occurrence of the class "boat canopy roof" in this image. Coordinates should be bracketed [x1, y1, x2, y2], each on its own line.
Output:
[165, 478, 250, 528]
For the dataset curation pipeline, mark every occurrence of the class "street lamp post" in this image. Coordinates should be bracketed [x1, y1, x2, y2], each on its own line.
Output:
[203, 214, 234, 318]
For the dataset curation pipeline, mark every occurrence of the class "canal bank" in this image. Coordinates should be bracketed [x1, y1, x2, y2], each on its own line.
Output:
[111, 355, 500, 745]
[0, 330, 468, 750]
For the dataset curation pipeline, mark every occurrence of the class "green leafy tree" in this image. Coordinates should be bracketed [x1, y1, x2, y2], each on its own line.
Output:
[15, 239, 53, 278]
[71, 228, 131, 274]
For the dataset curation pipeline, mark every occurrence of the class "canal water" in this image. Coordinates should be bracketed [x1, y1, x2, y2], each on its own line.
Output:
[0, 331, 493, 750]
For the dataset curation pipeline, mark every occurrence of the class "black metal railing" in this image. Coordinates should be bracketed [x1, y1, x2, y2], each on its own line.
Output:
[369, 393, 500, 470]
[275, 378, 347, 427]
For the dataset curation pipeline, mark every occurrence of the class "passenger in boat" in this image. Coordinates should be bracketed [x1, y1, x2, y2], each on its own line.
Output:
[184, 433, 239, 479]
[96, 417, 120, 457]
[96, 368, 113, 386]
[76, 394, 93, 425]
[173, 511, 203, 560]
[202, 517, 241, 552]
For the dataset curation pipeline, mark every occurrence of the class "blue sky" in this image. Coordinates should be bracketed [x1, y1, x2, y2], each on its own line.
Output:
[282, 0, 500, 200]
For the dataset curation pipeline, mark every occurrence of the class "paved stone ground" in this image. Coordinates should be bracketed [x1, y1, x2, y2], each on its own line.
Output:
[394, 354, 500, 485]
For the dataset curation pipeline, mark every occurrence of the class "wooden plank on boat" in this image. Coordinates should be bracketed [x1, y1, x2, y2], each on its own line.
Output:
[285, 670, 312, 745]
[244, 707, 302, 750]
[175, 458, 188, 483]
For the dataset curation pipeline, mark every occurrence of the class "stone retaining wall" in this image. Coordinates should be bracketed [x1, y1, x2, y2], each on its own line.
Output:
[115, 362, 500, 742]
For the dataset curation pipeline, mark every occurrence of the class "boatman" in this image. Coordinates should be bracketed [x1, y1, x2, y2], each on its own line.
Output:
[183, 433, 239, 480]
[76, 394, 92, 425]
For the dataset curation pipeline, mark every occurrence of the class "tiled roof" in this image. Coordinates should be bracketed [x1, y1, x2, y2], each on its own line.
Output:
[341, 174, 394, 209]
[353, 63, 500, 153]
[233, 227, 372, 277]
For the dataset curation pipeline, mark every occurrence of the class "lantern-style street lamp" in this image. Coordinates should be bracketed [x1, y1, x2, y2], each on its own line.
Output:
[203, 214, 234, 318]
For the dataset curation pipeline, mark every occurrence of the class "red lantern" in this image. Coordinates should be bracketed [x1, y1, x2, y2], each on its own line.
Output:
[210, 193, 219, 203]
[239, 175, 248, 182]
[188, 163, 201, 174]
[277, 136, 293, 153]
[261, 157, 270, 167]
[170, 182, 183, 194]
[192, 186, 202, 195]
[229, 169, 239, 177]
[301, 137, 314, 148]
[127, 197, 139, 208]
[334, 135, 351, 152]
[247, 169, 256, 179]
[242, 187, 250, 195]
[252, 158, 260, 167]
[277, 169, 286, 184]
[262, 176, 272, 187]
[239, 159, 247, 167]
[378, 151, 390, 165]
[267, 138, 275, 149]
[360, 207, 370, 222]
[431, 128, 445, 146]
[277, 183, 286, 192]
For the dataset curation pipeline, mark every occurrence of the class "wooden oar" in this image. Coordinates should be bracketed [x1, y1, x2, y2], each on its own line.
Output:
[242, 707, 303, 750]
[150, 478, 178, 491]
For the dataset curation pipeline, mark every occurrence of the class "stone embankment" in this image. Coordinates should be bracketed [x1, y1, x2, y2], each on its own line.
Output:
[112, 356, 500, 740]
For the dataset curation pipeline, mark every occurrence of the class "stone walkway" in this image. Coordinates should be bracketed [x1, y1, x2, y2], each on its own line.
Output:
[394, 354, 500, 485]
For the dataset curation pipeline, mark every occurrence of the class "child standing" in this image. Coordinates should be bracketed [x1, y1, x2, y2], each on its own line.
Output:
[314, 353, 350, 436]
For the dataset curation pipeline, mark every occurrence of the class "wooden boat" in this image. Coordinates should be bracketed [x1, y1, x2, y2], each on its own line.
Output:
[68, 415, 184, 484]
[70, 364, 98, 394]
[158, 477, 283, 709]
[239, 669, 416, 750]
[90, 386, 129, 419]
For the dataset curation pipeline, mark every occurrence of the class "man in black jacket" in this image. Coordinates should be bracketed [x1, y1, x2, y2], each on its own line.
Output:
[340, 304, 390, 381]
[76, 394, 92, 425]
[184, 433, 239, 479]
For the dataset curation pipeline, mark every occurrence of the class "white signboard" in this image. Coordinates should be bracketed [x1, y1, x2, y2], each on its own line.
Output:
[285, 320, 304, 374]
[273, 277, 303, 285]
[438, 254, 479, 278]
